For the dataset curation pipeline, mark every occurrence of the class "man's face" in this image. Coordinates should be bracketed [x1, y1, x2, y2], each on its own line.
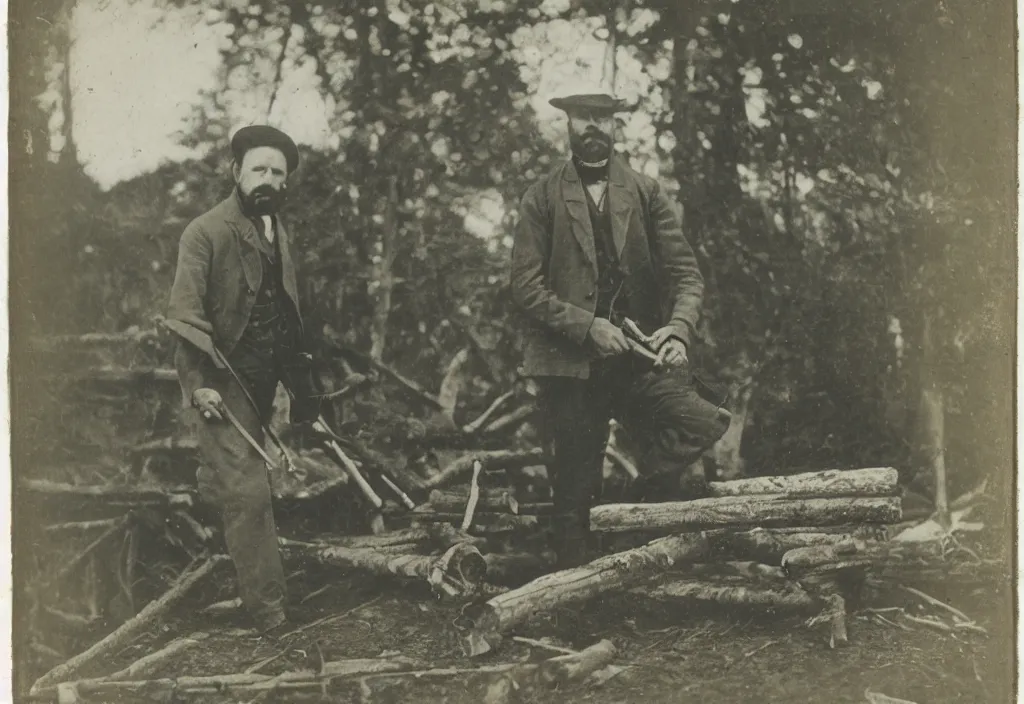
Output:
[568, 110, 615, 163]
[233, 146, 289, 215]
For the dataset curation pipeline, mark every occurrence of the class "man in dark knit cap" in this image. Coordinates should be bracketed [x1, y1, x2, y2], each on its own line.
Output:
[510, 93, 730, 567]
[166, 125, 319, 633]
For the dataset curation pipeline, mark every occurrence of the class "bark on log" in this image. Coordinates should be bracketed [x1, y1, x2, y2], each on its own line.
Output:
[780, 539, 952, 582]
[708, 467, 899, 498]
[284, 540, 486, 597]
[590, 496, 901, 534]
[35, 657, 423, 702]
[429, 488, 519, 515]
[707, 526, 889, 563]
[410, 511, 542, 535]
[423, 449, 546, 490]
[65, 367, 179, 384]
[103, 632, 210, 681]
[346, 640, 616, 703]
[641, 580, 815, 610]
[30, 556, 229, 693]
[20, 480, 196, 504]
[461, 534, 710, 656]
[295, 523, 478, 551]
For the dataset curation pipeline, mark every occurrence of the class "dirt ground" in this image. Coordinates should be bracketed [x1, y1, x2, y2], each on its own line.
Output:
[67, 557, 1015, 704]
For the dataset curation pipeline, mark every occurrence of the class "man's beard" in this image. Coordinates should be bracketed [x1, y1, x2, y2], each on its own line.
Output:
[570, 129, 612, 164]
[239, 184, 285, 216]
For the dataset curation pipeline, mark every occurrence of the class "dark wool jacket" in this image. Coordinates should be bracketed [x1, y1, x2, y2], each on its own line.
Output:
[166, 190, 304, 407]
[510, 155, 704, 378]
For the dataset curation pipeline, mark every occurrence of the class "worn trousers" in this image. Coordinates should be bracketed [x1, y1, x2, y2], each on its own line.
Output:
[537, 356, 730, 562]
[193, 368, 286, 627]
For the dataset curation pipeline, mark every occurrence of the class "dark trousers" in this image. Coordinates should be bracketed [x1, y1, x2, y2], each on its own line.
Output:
[537, 357, 730, 563]
[193, 368, 286, 628]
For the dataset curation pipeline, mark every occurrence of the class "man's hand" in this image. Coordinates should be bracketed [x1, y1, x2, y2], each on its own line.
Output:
[588, 318, 630, 358]
[655, 337, 688, 368]
[192, 388, 224, 421]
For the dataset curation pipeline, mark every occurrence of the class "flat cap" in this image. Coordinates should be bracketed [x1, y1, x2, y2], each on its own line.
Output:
[230, 125, 300, 173]
[548, 93, 634, 114]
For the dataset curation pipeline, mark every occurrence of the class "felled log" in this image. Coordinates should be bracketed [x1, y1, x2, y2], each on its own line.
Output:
[345, 639, 616, 703]
[283, 540, 486, 597]
[410, 511, 542, 536]
[35, 657, 423, 702]
[65, 366, 179, 384]
[103, 632, 210, 681]
[429, 488, 519, 515]
[641, 579, 815, 611]
[707, 526, 888, 563]
[30, 556, 229, 694]
[590, 496, 901, 534]
[684, 561, 787, 582]
[780, 538, 953, 582]
[460, 533, 710, 656]
[19, 480, 196, 510]
[708, 467, 899, 498]
[423, 449, 546, 490]
[300, 523, 478, 551]
[43, 518, 122, 534]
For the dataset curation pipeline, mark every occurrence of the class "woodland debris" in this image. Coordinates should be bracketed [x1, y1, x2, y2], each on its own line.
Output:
[44, 513, 134, 589]
[460, 534, 710, 656]
[102, 632, 210, 681]
[30, 555, 229, 694]
[708, 467, 899, 498]
[423, 448, 546, 490]
[462, 460, 484, 530]
[590, 496, 901, 534]
[428, 487, 519, 515]
[346, 639, 616, 703]
[707, 526, 888, 563]
[36, 656, 423, 702]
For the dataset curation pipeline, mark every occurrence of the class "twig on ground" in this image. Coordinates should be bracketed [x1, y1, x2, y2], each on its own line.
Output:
[900, 585, 973, 624]
[902, 613, 952, 633]
[299, 585, 333, 605]
[277, 595, 382, 641]
[511, 636, 578, 656]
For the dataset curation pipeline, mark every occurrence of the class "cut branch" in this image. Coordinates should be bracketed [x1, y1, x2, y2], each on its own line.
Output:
[462, 390, 515, 434]
[30, 556, 229, 694]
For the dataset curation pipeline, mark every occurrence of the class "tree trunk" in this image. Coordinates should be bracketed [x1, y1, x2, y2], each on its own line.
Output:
[590, 496, 901, 533]
[707, 526, 888, 564]
[460, 533, 710, 656]
[369, 176, 400, 361]
[708, 467, 899, 498]
[284, 540, 486, 598]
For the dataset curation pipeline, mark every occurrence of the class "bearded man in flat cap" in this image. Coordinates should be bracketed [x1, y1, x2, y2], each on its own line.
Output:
[166, 125, 319, 633]
[510, 94, 730, 567]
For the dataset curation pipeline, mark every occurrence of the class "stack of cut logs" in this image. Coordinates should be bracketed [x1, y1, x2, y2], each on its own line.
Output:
[279, 465, 915, 655]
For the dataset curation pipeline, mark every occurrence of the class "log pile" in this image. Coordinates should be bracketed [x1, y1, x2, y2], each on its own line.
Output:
[24, 328, 992, 701]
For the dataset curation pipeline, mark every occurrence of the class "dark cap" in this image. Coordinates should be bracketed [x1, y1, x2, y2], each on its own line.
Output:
[548, 93, 634, 115]
[230, 125, 300, 173]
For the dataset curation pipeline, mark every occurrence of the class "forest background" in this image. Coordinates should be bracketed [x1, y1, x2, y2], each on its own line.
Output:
[8, 0, 1017, 523]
